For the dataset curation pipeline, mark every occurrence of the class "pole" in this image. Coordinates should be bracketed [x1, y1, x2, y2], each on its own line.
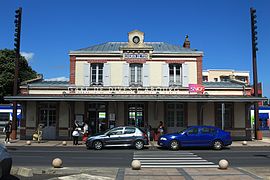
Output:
[11, 7, 22, 140]
[221, 103, 225, 130]
[250, 8, 260, 140]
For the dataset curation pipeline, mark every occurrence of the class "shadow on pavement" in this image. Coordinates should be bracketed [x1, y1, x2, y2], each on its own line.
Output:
[1, 175, 20, 180]
[156, 146, 231, 151]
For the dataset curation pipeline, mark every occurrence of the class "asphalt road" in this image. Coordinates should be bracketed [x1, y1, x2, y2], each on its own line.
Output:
[192, 147, 270, 167]
[6, 146, 270, 168]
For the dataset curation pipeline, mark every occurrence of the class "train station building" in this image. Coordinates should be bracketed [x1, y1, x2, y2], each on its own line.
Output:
[5, 30, 265, 140]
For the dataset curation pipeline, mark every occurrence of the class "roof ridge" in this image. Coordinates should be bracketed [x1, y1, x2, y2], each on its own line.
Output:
[71, 41, 202, 53]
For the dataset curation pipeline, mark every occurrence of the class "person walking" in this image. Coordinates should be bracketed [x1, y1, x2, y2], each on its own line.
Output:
[4, 121, 12, 144]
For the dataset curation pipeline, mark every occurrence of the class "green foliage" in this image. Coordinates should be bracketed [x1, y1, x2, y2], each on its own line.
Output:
[0, 49, 37, 102]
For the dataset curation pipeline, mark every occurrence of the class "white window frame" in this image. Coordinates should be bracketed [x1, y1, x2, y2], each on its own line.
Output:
[130, 64, 142, 86]
[169, 64, 182, 86]
[90, 63, 103, 86]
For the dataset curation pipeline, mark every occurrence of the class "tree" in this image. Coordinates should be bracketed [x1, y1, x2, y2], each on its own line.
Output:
[0, 49, 37, 103]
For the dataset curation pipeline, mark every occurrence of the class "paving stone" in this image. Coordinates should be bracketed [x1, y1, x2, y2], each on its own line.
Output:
[17, 167, 33, 177]
[58, 173, 114, 180]
[191, 175, 256, 180]
[184, 167, 243, 175]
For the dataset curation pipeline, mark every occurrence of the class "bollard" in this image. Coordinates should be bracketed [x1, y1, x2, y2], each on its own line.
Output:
[62, 141, 67, 146]
[131, 160, 141, 170]
[52, 158, 63, 168]
[26, 141, 31, 145]
[218, 159, 229, 170]
[242, 141, 247, 145]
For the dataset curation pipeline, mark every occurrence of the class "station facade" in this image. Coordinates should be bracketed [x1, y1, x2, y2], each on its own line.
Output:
[6, 30, 265, 140]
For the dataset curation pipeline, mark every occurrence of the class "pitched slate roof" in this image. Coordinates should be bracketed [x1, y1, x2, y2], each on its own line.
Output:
[69, 42, 202, 54]
[25, 80, 247, 89]
[27, 80, 69, 87]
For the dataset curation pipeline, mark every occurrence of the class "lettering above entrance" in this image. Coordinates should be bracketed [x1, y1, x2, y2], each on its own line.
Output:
[124, 53, 148, 59]
[67, 86, 189, 95]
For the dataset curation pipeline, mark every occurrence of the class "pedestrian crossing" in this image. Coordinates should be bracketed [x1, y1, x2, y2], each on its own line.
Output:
[133, 151, 218, 168]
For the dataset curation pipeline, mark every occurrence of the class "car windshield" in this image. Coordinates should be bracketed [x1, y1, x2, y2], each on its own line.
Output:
[138, 127, 146, 133]
[178, 128, 187, 134]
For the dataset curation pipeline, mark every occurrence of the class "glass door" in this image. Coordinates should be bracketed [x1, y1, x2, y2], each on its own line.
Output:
[39, 103, 57, 139]
[88, 103, 107, 134]
[128, 103, 144, 127]
[166, 103, 184, 133]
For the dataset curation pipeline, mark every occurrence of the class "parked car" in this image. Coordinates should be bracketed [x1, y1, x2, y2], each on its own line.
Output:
[158, 126, 232, 150]
[86, 126, 149, 150]
[0, 144, 12, 179]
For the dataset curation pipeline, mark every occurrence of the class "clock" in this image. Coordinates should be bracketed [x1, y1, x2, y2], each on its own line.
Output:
[132, 36, 140, 44]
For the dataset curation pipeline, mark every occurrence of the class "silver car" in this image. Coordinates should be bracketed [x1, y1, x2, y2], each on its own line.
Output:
[86, 126, 149, 150]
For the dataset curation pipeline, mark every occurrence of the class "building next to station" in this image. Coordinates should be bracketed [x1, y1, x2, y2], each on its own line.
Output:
[5, 30, 266, 140]
[202, 69, 250, 84]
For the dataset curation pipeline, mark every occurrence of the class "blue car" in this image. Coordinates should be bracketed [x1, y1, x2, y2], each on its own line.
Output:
[158, 126, 232, 150]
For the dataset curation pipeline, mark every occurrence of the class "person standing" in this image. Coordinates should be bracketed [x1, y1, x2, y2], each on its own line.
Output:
[72, 127, 80, 145]
[82, 122, 89, 142]
[4, 121, 12, 144]
[144, 123, 152, 141]
[157, 121, 164, 136]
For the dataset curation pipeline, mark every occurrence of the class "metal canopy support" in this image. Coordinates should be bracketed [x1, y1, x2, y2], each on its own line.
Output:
[221, 103, 225, 130]
[4, 95, 267, 102]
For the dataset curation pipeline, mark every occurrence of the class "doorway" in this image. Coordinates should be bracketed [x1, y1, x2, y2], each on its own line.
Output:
[166, 103, 185, 133]
[38, 103, 57, 139]
[128, 103, 145, 127]
[88, 103, 107, 134]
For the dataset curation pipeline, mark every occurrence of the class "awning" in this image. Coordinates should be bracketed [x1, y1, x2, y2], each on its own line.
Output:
[4, 94, 267, 102]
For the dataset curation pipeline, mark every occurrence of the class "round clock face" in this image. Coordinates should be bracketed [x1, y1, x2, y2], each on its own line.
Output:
[132, 36, 140, 44]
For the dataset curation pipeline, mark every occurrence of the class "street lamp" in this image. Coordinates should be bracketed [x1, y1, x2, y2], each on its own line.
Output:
[250, 7, 260, 140]
[11, 7, 22, 140]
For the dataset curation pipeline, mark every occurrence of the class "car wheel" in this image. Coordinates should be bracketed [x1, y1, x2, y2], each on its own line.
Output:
[134, 140, 144, 150]
[213, 140, 223, 150]
[170, 140, 179, 150]
[93, 141, 103, 150]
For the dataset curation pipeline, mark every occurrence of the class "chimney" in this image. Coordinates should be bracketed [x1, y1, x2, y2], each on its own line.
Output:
[183, 35, 190, 48]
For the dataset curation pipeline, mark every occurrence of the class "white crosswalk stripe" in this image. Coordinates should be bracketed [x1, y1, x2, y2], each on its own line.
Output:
[133, 151, 218, 168]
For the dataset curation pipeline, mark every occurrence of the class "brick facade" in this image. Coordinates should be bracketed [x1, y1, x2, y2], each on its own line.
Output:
[69, 55, 76, 84]
[196, 56, 203, 85]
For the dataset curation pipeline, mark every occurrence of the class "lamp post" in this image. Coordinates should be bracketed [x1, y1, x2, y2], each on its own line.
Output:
[11, 7, 22, 140]
[250, 7, 260, 140]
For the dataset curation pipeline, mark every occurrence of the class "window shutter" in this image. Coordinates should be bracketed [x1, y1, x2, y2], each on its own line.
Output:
[182, 63, 189, 87]
[162, 63, 169, 87]
[143, 63, 149, 87]
[122, 63, 129, 86]
[83, 63, 90, 86]
[103, 63, 111, 86]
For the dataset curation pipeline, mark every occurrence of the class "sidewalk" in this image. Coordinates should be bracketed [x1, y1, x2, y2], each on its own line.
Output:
[10, 166, 270, 179]
[2, 136, 270, 147]
[2, 137, 270, 179]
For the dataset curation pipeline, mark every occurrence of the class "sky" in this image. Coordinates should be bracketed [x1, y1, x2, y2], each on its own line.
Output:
[1, 0, 269, 98]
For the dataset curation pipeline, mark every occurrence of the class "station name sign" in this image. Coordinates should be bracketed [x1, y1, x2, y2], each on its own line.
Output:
[123, 53, 148, 59]
[67, 86, 187, 95]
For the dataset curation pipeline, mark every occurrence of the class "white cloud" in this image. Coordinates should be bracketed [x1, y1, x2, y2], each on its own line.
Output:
[45, 76, 69, 81]
[20, 52, 34, 61]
